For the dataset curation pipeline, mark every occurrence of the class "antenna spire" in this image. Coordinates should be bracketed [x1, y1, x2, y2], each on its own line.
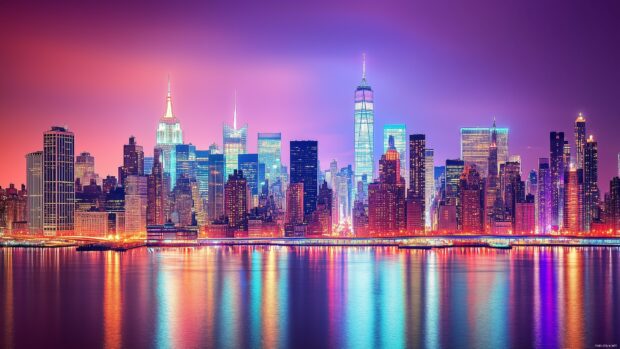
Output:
[164, 75, 173, 118]
[362, 53, 366, 80]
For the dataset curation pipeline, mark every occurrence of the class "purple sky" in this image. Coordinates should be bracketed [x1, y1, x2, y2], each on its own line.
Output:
[1, 0, 620, 188]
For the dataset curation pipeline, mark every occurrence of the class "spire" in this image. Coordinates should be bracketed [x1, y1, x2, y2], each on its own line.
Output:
[362, 53, 367, 81]
[233, 90, 237, 130]
[491, 117, 498, 146]
[164, 75, 174, 118]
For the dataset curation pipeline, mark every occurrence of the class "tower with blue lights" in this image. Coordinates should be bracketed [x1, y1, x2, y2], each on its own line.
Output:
[156, 77, 183, 188]
[354, 54, 374, 200]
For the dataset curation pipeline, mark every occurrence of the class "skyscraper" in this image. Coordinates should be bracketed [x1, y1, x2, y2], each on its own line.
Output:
[445, 159, 465, 201]
[125, 175, 147, 236]
[120, 136, 144, 186]
[207, 154, 225, 221]
[257, 133, 281, 186]
[424, 148, 435, 229]
[156, 78, 183, 188]
[538, 158, 552, 233]
[354, 54, 374, 197]
[75, 151, 97, 187]
[583, 135, 599, 232]
[460, 126, 509, 176]
[195, 150, 210, 202]
[383, 124, 407, 184]
[290, 140, 318, 217]
[408, 135, 425, 231]
[238, 153, 260, 207]
[147, 148, 166, 226]
[563, 165, 583, 232]
[574, 113, 586, 169]
[223, 92, 248, 179]
[43, 126, 75, 236]
[550, 131, 565, 229]
[26, 151, 43, 235]
[175, 143, 196, 182]
[458, 165, 484, 233]
[224, 170, 248, 231]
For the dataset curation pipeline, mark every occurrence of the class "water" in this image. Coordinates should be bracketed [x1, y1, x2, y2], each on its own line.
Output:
[1, 246, 619, 349]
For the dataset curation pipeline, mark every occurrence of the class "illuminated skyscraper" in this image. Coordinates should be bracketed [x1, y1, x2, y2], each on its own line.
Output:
[195, 150, 210, 202]
[156, 77, 183, 188]
[460, 126, 509, 176]
[120, 136, 144, 186]
[354, 54, 374, 197]
[458, 165, 484, 233]
[43, 126, 75, 236]
[445, 159, 465, 201]
[257, 133, 281, 186]
[290, 140, 318, 217]
[550, 131, 565, 229]
[583, 135, 599, 232]
[574, 113, 586, 169]
[175, 144, 196, 181]
[238, 153, 260, 207]
[124, 175, 147, 236]
[383, 124, 407, 184]
[147, 148, 166, 226]
[207, 154, 225, 221]
[424, 148, 434, 229]
[563, 166, 583, 232]
[26, 151, 43, 235]
[224, 170, 248, 231]
[407, 135, 425, 231]
[538, 158, 552, 233]
[75, 152, 97, 188]
[223, 92, 248, 179]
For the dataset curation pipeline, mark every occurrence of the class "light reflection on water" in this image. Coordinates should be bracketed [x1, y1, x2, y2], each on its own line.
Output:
[1, 246, 619, 348]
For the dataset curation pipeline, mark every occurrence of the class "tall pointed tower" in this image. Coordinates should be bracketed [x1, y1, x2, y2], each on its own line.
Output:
[223, 91, 248, 179]
[156, 76, 183, 188]
[354, 53, 374, 201]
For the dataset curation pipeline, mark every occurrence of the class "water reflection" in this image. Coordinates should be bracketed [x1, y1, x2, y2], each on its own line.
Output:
[1, 246, 619, 348]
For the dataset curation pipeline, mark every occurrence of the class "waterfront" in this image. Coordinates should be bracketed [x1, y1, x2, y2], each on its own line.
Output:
[1, 246, 619, 348]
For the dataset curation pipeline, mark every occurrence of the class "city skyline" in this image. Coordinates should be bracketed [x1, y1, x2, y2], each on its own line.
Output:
[3, 1, 620, 185]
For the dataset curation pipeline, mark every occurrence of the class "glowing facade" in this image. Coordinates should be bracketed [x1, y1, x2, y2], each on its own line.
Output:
[223, 93, 247, 179]
[26, 151, 43, 235]
[583, 135, 599, 232]
[383, 124, 406, 184]
[574, 113, 586, 169]
[354, 55, 374, 197]
[460, 126, 509, 176]
[424, 148, 434, 229]
[257, 133, 281, 186]
[156, 78, 183, 188]
[43, 126, 75, 236]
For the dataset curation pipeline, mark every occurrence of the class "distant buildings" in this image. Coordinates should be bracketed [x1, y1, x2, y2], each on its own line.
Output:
[119, 136, 144, 186]
[75, 151, 97, 188]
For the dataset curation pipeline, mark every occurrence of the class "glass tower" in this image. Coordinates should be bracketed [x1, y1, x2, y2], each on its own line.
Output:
[26, 151, 43, 235]
[43, 126, 75, 236]
[354, 54, 374, 198]
[257, 133, 281, 186]
[239, 154, 260, 207]
[460, 126, 509, 176]
[383, 124, 407, 185]
[223, 92, 247, 179]
[290, 140, 318, 217]
[156, 77, 183, 188]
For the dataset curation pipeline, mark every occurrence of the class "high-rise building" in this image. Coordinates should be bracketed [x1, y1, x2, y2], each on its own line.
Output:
[458, 165, 484, 233]
[175, 144, 196, 181]
[238, 153, 260, 207]
[383, 124, 407, 184]
[515, 194, 536, 234]
[424, 148, 434, 229]
[224, 170, 248, 231]
[608, 177, 620, 233]
[147, 148, 166, 226]
[460, 126, 509, 176]
[156, 78, 183, 188]
[445, 159, 465, 201]
[290, 140, 318, 217]
[173, 175, 194, 227]
[223, 93, 248, 179]
[257, 133, 281, 186]
[43, 126, 75, 236]
[485, 120, 500, 232]
[143, 157, 154, 175]
[583, 135, 599, 232]
[195, 150, 210, 203]
[75, 152, 97, 188]
[285, 182, 304, 226]
[408, 135, 425, 231]
[0, 184, 28, 234]
[354, 54, 374, 197]
[550, 132, 565, 229]
[574, 113, 587, 169]
[538, 158, 552, 233]
[26, 151, 43, 235]
[207, 154, 225, 221]
[368, 140, 406, 235]
[124, 175, 147, 236]
[120, 136, 144, 187]
[563, 166, 583, 232]
[309, 181, 332, 235]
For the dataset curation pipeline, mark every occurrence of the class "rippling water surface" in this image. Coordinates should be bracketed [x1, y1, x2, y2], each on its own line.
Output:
[1, 246, 619, 348]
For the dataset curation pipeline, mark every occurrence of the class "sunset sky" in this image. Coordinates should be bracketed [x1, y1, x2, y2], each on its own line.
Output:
[2, 0, 619, 186]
